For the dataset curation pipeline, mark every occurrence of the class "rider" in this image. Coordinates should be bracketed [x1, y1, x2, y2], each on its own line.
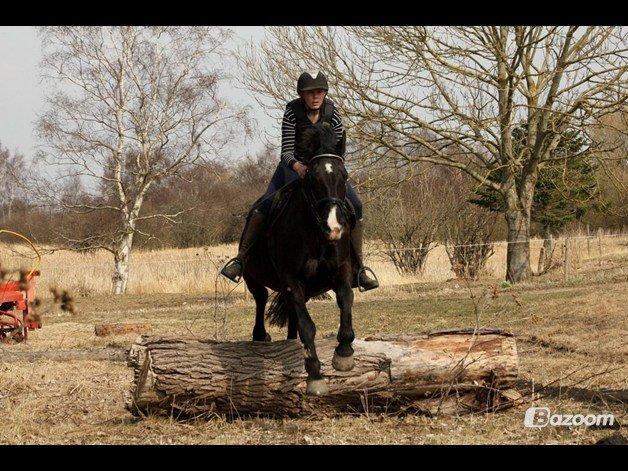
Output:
[220, 71, 379, 291]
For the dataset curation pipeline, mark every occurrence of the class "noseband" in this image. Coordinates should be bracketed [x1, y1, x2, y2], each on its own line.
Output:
[302, 153, 351, 237]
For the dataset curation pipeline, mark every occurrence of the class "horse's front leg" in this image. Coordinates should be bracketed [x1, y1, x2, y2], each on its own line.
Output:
[244, 275, 271, 342]
[287, 283, 328, 396]
[332, 272, 355, 371]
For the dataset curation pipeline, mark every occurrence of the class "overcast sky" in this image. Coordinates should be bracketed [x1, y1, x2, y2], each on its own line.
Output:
[0, 26, 274, 161]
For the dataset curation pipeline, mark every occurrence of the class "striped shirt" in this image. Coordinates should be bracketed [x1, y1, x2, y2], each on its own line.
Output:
[280, 103, 344, 168]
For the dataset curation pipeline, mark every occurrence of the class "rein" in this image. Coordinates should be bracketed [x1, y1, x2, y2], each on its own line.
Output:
[308, 153, 345, 164]
[302, 153, 351, 236]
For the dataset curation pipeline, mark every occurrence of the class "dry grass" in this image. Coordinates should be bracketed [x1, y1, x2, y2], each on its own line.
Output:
[0, 229, 625, 299]
[0, 241, 626, 444]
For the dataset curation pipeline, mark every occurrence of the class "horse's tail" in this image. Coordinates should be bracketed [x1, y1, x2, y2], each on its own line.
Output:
[266, 291, 293, 328]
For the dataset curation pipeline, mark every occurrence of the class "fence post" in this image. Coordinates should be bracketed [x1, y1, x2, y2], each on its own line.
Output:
[563, 238, 570, 282]
[597, 228, 603, 266]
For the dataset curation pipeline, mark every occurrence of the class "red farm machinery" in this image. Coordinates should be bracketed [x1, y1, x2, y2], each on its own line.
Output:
[0, 230, 42, 343]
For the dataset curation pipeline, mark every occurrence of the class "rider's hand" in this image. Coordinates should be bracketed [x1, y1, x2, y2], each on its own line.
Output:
[292, 161, 308, 179]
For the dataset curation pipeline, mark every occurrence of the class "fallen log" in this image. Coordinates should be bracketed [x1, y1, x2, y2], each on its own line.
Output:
[125, 328, 519, 418]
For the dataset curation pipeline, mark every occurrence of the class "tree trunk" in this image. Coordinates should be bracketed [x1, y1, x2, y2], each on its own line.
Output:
[505, 186, 534, 282]
[126, 329, 519, 418]
[112, 229, 134, 295]
[505, 208, 532, 282]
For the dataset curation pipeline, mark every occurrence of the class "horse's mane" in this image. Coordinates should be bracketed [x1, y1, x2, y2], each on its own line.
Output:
[300, 123, 338, 160]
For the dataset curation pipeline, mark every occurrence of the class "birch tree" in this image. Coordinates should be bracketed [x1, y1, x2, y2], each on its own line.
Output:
[37, 26, 247, 293]
[0, 143, 26, 223]
[238, 26, 628, 282]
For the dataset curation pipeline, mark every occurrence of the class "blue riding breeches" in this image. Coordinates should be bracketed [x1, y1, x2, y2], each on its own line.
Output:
[254, 162, 363, 220]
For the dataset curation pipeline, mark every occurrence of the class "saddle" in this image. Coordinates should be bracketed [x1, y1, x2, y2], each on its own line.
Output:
[263, 180, 300, 236]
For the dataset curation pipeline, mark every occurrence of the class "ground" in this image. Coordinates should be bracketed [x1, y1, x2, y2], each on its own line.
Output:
[0, 249, 626, 444]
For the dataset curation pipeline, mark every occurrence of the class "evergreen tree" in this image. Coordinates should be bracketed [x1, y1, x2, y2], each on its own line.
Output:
[470, 126, 601, 235]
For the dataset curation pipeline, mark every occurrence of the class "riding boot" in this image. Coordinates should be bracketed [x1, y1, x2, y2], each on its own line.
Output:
[351, 219, 379, 291]
[220, 210, 266, 282]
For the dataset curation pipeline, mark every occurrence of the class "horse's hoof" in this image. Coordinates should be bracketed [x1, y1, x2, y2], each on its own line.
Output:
[253, 332, 271, 342]
[306, 379, 329, 396]
[332, 353, 355, 371]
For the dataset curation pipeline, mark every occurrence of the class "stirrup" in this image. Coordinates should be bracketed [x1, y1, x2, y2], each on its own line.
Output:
[220, 257, 244, 283]
[357, 266, 379, 292]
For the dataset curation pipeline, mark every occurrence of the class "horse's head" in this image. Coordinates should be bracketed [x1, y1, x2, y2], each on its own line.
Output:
[301, 123, 349, 242]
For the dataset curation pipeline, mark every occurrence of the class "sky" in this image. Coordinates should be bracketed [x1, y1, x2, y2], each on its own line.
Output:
[0, 26, 275, 161]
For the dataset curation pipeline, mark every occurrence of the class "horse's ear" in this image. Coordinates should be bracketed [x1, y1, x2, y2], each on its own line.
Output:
[337, 130, 346, 157]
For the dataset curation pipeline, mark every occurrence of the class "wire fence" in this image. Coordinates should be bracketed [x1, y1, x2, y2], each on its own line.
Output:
[35, 230, 628, 270]
[366, 232, 627, 254]
[16, 231, 624, 272]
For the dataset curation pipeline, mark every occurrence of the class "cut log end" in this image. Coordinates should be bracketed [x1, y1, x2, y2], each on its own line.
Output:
[125, 329, 519, 418]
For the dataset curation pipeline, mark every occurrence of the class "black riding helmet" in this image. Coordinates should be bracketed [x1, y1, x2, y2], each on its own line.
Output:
[297, 71, 329, 94]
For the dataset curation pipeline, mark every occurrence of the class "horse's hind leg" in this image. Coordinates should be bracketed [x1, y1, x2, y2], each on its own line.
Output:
[245, 275, 271, 342]
[287, 311, 298, 339]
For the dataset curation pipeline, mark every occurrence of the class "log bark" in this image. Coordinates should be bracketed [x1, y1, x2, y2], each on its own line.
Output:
[126, 328, 519, 418]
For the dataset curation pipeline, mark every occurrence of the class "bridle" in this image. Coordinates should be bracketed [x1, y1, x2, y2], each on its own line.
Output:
[302, 153, 351, 237]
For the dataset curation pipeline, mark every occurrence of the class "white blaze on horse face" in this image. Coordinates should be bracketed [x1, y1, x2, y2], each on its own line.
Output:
[325, 163, 333, 174]
[327, 205, 343, 240]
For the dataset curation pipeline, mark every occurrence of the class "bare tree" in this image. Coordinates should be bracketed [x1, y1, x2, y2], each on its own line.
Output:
[444, 202, 498, 281]
[238, 26, 628, 282]
[585, 110, 628, 230]
[35, 26, 247, 294]
[367, 165, 452, 275]
[0, 142, 26, 223]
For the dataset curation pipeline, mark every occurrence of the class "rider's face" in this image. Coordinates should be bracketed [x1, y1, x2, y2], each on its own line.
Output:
[301, 89, 327, 110]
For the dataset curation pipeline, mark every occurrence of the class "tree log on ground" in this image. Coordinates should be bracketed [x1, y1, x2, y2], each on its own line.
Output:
[126, 328, 519, 417]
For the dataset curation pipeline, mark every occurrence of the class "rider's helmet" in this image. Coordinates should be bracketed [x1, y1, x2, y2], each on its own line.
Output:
[297, 71, 329, 94]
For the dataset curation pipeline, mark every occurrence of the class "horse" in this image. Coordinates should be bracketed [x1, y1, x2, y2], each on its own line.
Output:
[242, 122, 358, 396]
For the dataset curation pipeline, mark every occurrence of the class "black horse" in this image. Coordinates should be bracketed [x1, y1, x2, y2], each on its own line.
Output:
[242, 122, 358, 396]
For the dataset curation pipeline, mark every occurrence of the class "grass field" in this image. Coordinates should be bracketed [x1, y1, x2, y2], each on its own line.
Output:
[0, 233, 626, 444]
